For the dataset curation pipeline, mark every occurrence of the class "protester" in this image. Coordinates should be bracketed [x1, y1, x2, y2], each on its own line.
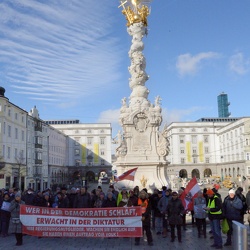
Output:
[246, 186, 250, 227]
[235, 187, 247, 221]
[102, 192, 117, 208]
[158, 189, 171, 237]
[118, 191, 132, 207]
[135, 190, 153, 246]
[74, 187, 91, 208]
[223, 189, 243, 246]
[9, 192, 25, 246]
[194, 190, 207, 238]
[22, 188, 35, 205]
[0, 192, 11, 237]
[149, 188, 159, 230]
[204, 189, 223, 249]
[128, 190, 138, 206]
[167, 191, 184, 243]
[117, 187, 129, 206]
[154, 190, 163, 235]
[94, 192, 105, 208]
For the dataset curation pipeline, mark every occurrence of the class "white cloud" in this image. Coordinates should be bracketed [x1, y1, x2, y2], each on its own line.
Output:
[161, 106, 206, 125]
[229, 52, 250, 75]
[0, 0, 123, 105]
[176, 52, 220, 76]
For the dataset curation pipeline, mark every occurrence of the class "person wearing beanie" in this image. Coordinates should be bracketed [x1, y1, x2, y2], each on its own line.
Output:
[166, 191, 184, 243]
[135, 190, 153, 246]
[9, 192, 25, 246]
[204, 189, 223, 249]
[102, 191, 117, 208]
[223, 189, 243, 246]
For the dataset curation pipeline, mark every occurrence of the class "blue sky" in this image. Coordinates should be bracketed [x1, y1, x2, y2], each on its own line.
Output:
[1, 0, 250, 137]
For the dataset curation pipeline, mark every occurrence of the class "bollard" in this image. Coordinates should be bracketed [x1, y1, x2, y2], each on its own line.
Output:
[232, 220, 248, 250]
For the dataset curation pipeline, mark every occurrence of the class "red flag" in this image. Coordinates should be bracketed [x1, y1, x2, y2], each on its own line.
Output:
[180, 177, 200, 211]
[114, 168, 138, 182]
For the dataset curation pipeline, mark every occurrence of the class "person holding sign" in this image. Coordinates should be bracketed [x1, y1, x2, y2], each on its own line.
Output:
[0, 192, 11, 237]
[9, 192, 25, 246]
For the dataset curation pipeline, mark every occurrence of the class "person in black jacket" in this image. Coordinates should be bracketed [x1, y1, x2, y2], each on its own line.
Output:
[102, 192, 117, 208]
[167, 191, 184, 243]
[223, 189, 243, 246]
[74, 187, 91, 208]
[135, 190, 153, 246]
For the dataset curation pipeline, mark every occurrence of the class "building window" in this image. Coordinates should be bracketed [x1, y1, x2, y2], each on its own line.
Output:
[101, 160, 105, 165]
[181, 158, 185, 164]
[22, 116, 24, 123]
[246, 139, 249, 146]
[75, 149, 80, 156]
[87, 137, 92, 145]
[204, 147, 209, 154]
[8, 109, 11, 117]
[179, 136, 185, 144]
[15, 148, 18, 158]
[21, 131, 25, 141]
[205, 157, 210, 163]
[180, 148, 185, 154]
[204, 135, 209, 143]
[192, 148, 197, 154]
[15, 128, 18, 139]
[15, 113, 18, 120]
[100, 137, 105, 145]
[87, 129, 92, 134]
[193, 157, 197, 164]
[7, 147, 11, 158]
[2, 145, 5, 157]
[100, 129, 104, 133]
[247, 153, 250, 161]
[100, 149, 105, 156]
[192, 136, 197, 144]
[8, 125, 11, 137]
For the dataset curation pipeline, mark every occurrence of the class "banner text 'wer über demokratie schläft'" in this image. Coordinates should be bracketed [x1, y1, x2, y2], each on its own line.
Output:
[20, 205, 142, 238]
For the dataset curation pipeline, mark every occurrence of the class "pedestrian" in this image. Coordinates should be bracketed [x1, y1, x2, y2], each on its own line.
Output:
[223, 189, 243, 246]
[74, 187, 91, 208]
[158, 189, 171, 237]
[135, 190, 153, 246]
[204, 189, 223, 249]
[235, 187, 247, 221]
[194, 190, 207, 238]
[166, 191, 184, 243]
[9, 192, 25, 246]
[0, 192, 11, 237]
[154, 190, 163, 235]
[246, 186, 250, 227]
[102, 192, 117, 208]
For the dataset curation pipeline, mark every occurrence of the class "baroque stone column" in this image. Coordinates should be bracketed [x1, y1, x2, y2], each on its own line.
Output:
[115, 0, 170, 190]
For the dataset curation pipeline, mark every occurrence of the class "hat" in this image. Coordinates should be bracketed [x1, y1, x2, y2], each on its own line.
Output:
[207, 189, 214, 195]
[15, 192, 21, 198]
[228, 189, 235, 195]
[212, 188, 217, 193]
[43, 192, 49, 197]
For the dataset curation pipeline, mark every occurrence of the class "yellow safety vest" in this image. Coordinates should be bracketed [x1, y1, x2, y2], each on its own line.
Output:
[208, 195, 222, 215]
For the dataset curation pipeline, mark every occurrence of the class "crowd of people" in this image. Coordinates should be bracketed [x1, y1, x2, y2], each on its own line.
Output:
[0, 184, 250, 248]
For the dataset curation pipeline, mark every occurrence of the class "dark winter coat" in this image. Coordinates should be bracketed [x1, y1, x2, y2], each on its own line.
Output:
[22, 193, 35, 205]
[102, 198, 117, 208]
[138, 198, 152, 226]
[9, 199, 25, 234]
[246, 191, 250, 210]
[223, 196, 243, 221]
[74, 193, 91, 208]
[167, 198, 184, 225]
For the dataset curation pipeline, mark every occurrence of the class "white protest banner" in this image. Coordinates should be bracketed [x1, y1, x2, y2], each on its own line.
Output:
[20, 205, 142, 238]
